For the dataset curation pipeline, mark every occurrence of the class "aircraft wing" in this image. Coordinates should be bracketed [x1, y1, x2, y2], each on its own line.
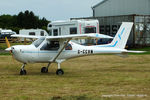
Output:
[12, 33, 113, 40]
[11, 34, 42, 38]
[46, 33, 113, 40]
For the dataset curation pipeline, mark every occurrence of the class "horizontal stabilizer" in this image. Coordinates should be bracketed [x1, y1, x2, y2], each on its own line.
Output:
[125, 50, 146, 53]
[116, 50, 146, 58]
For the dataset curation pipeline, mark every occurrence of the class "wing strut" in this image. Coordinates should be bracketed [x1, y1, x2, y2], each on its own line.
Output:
[51, 38, 71, 62]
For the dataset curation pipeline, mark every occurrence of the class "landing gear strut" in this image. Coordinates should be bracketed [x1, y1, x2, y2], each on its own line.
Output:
[56, 63, 64, 75]
[41, 63, 51, 73]
[20, 63, 27, 75]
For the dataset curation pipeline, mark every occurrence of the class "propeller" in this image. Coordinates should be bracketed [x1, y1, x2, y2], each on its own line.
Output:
[5, 37, 15, 60]
[5, 37, 12, 53]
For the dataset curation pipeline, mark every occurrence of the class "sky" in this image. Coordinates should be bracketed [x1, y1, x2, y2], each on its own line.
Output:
[0, 0, 102, 21]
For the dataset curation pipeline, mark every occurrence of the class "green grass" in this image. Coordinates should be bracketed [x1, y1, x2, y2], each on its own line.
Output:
[0, 52, 10, 55]
[0, 55, 150, 100]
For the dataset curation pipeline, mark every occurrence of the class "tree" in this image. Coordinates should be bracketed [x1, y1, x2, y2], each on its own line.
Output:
[0, 10, 50, 33]
[0, 15, 14, 28]
[17, 12, 24, 28]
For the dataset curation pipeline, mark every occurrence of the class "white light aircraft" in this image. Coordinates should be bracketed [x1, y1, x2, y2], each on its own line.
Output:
[5, 22, 144, 75]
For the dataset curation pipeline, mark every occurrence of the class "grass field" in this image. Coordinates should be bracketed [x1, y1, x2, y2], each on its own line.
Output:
[0, 55, 150, 100]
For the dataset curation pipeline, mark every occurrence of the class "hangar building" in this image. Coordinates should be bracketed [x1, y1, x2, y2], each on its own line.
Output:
[92, 0, 150, 17]
[73, 0, 150, 47]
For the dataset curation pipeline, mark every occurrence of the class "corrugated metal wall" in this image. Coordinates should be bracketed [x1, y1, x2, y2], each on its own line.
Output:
[71, 15, 150, 47]
[134, 16, 150, 46]
[93, 0, 150, 17]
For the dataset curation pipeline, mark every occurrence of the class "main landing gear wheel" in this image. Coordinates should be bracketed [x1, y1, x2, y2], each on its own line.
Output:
[41, 67, 48, 73]
[20, 69, 27, 75]
[56, 69, 64, 75]
[41, 63, 51, 73]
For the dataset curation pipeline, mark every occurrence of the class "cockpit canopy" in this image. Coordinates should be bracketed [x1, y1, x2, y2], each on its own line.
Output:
[32, 37, 45, 47]
[32, 37, 72, 51]
[32, 37, 60, 50]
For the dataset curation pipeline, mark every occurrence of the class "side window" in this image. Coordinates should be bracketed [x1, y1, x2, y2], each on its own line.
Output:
[49, 24, 52, 27]
[65, 43, 72, 50]
[53, 29, 58, 36]
[29, 32, 35, 35]
[70, 27, 77, 34]
[41, 31, 44, 36]
[49, 30, 52, 36]
[59, 28, 61, 35]
[85, 27, 96, 33]
[40, 41, 60, 50]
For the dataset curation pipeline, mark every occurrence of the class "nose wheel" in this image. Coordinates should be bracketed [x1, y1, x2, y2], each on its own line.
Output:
[20, 63, 27, 75]
[41, 67, 48, 73]
[20, 69, 27, 75]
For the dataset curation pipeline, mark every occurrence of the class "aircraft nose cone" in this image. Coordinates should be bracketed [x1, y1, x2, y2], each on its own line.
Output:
[5, 46, 16, 55]
[5, 47, 11, 51]
[5, 46, 15, 53]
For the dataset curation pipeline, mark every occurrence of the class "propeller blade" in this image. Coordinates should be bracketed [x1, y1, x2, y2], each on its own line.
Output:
[5, 37, 13, 55]
[4, 37, 15, 61]
[5, 37, 11, 48]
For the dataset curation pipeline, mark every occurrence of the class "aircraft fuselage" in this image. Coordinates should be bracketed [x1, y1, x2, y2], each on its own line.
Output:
[11, 41, 126, 64]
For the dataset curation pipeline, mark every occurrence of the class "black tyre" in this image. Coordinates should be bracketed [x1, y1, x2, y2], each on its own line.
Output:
[20, 69, 27, 75]
[56, 69, 64, 75]
[41, 67, 48, 73]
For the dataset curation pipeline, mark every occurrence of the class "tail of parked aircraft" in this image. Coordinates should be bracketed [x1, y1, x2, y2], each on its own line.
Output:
[101, 22, 133, 49]
[111, 22, 133, 49]
[110, 22, 133, 49]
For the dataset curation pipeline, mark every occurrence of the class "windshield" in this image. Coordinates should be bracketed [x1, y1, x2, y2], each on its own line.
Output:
[32, 37, 45, 48]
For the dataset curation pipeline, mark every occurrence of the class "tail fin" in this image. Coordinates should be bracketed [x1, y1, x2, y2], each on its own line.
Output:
[109, 22, 133, 49]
